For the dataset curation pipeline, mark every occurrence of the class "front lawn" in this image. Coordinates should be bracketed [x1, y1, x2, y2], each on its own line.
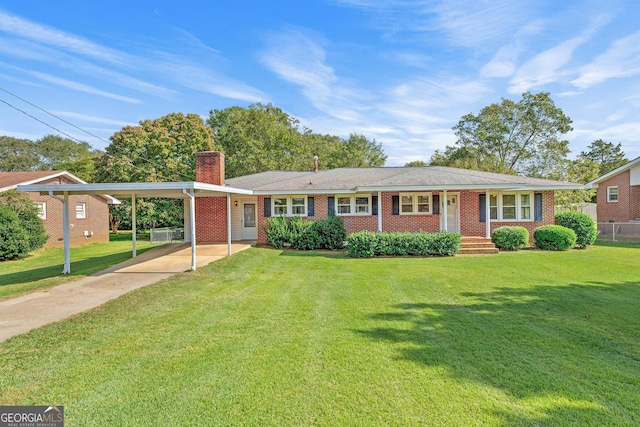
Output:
[0, 235, 158, 299]
[1, 246, 639, 425]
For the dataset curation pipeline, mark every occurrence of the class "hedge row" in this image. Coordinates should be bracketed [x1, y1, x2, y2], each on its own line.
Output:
[346, 230, 461, 258]
[265, 215, 346, 250]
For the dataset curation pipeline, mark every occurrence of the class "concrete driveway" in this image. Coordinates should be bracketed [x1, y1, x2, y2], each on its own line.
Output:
[0, 242, 252, 342]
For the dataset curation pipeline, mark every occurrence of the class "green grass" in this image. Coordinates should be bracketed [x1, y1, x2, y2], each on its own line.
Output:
[1, 246, 639, 426]
[0, 235, 157, 299]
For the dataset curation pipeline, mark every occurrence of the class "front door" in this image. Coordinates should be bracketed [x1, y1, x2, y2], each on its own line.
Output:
[446, 195, 459, 233]
[241, 203, 258, 240]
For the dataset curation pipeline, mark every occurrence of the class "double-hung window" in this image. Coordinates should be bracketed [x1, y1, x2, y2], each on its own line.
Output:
[335, 194, 371, 215]
[607, 186, 618, 202]
[34, 202, 46, 219]
[272, 196, 307, 216]
[399, 193, 432, 215]
[76, 202, 87, 219]
[490, 192, 533, 221]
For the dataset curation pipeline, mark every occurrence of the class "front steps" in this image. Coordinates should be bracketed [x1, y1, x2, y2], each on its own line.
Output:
[460, 236, 499, 255]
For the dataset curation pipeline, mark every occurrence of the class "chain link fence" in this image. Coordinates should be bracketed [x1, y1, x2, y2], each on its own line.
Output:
[597, 222, 640, 244]
[150, 227, 184, 243]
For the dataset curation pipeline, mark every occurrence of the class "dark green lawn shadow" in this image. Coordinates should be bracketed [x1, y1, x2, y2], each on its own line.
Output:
[355, 281, 640, 425]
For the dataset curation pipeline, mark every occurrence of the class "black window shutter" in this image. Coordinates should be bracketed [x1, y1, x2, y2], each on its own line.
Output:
[264, 197, 271, 218]
[479, 194, 486, 223]
[328, 196, 335, 215]
[534, 193, 543, 221]
[372, 195, 378, 216]
[392, 196, 399, 215]
[432, 194, 440, 215]
[308, 197, 315, 217]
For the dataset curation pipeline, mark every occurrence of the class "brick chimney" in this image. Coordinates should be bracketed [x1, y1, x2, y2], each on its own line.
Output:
[195, 151, 225, 186]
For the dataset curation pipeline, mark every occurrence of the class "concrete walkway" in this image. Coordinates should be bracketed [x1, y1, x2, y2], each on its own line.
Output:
[0, 242, 252, 342]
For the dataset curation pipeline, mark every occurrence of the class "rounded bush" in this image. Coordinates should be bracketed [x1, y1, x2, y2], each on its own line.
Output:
[0, 205, 32, 260]
[534, 225, 576, 251]
[555, 211, 597, 249]
[491, 226, 529, 251]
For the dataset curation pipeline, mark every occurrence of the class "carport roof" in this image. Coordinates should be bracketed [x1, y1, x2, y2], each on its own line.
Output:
[17, 181, 253, 200]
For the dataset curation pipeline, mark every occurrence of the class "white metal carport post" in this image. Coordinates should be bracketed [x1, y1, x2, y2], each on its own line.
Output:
[131, 194, 137, 258]
[182, 189, 197, 271]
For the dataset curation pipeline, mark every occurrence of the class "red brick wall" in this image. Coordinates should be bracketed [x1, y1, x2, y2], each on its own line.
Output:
[596, 171, 631, 222]
[631, 185, 640, 220]
[195, 196, 228, 243]
[26, 176, 110, 247]
[196, 151, 225, 185]
[380, 192, 440, 232]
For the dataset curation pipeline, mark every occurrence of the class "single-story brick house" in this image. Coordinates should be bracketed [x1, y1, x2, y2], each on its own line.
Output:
[0, 170, 117, 247]
[194, 151, 581, 244]
[586, 156, 640, 223]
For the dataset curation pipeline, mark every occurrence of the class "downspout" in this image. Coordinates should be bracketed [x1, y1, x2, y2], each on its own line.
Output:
[49, 191, 71, 274]
[182, 189, 197, 271]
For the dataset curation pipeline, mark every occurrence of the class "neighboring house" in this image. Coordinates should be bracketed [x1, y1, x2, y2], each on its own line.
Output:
[586, 156, 640, 223]
[0, 171, 117, 247]
[193, 152, 581, 244]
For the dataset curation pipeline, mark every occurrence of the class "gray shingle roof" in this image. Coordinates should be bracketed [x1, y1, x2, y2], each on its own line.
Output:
[225, 166, 581, 193]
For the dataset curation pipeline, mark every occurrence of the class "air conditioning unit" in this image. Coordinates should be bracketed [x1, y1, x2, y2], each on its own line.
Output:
[83, 230, 93, 237]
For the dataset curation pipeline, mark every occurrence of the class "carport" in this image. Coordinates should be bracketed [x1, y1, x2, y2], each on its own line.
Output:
[17, 181, 253, 274]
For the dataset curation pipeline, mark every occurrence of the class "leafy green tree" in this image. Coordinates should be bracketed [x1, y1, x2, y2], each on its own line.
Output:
[0, 136, 39, 171]
[208, 103, 386, 177]
[580, 139, 627, 176]
[554, 156, 599, 208]
[97, 113, 215, 182]
[404, 160, 428, 167]
[54, 157, 99, 182]
[36, 135, 95, 170]
[97, 113, 213, 232]
[437, 92, 572, 177]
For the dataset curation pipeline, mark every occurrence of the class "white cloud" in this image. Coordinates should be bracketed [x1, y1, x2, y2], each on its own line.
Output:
[51, 111, 131, 127]
[571, 31, 640, 89]
[480, 21, 543, 78]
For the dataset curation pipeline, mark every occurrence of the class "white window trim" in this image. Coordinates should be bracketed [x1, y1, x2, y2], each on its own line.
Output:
[34, 202, 46, 220]
[399, 192, 432, 215]
[335, 194, 372, 216]
[75, 202, 87, 219]
[272, 196, 308, 217]
[607, 186, 618, 203]
[491, 192, 534, 222]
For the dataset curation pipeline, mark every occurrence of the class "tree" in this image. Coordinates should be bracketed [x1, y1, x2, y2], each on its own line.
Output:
[0, 136, 39, 171]
[0, 190, 48, 259]
[54, 157, 98, 182]
[97, 113, 214, 233]
[404, 160, 428, 167]
[208, 103, 386, 177]
[440, 92, 572, 177]
[36, 135, 95, 171]
[96, 113, 215, 182]
[554, 156, 599, 208]
[580, 139, 627, 176]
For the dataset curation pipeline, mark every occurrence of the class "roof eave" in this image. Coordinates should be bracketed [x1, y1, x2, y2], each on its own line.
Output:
[586, 156, 640, 186]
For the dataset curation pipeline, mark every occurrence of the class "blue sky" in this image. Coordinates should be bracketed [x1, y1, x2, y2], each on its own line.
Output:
[0, 0, 639, 166]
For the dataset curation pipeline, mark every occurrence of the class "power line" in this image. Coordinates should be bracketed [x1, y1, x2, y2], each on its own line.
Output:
[0, 89, 194, 182]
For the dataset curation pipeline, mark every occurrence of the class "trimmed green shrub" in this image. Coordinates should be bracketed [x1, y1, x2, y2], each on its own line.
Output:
[0, 205, 32, 260]
[491, 226, 529, 251]
[534, 225, 576, 251]
[346, 230, 461, 258]
[555, 211, 597, 249]
[264, 215, 346, 250]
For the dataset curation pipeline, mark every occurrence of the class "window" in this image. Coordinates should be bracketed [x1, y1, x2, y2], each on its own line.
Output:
[335, 194, 371, 216]
[489, 192, 534, 221]
[337, 196, 351, 214]
[520, 194, 531, 220]
[399, 193, 432, 215]
[273, 198, 288, 215]
[489, 195, 498, 220]
[272, 196, 307, 216]
[607, 186, 618, 202]
[34, 202, 46, 219]
[75, 202, 86, 219]
[502, 195, 516, 220]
